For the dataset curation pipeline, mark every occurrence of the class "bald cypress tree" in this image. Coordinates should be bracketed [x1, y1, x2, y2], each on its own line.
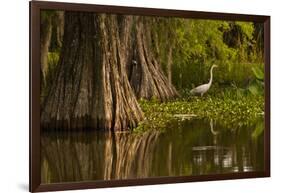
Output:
[41, 12, 178, 130]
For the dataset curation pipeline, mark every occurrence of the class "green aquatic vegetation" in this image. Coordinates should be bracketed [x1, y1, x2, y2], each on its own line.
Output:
[248, 65, 264, 96]
[134, 95, 264, 133]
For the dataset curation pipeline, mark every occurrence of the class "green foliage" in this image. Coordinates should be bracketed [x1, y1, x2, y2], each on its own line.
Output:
[151, 18, 265, 90]
[247, 65, 264, 96]
[252, 65, 264, 81]
[47, 52, 60, 68]
[134, 94, 264, 133]
[235, 21, 254, 41]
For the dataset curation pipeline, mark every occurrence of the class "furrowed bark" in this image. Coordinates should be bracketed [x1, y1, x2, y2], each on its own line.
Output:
[41, 13, 179, 130]
[41, 12, 143, 130]
[128, 17, 179, 102]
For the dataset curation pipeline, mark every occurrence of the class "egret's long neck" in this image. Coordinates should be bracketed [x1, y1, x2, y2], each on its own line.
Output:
[208, 66, 214, 85]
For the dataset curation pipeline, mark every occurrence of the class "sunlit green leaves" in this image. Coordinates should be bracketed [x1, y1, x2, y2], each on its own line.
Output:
[134, 94, 264, 133]
[235, 21, 255, 40]
[170, 18, 263, 90]
[252, 65, 264, 80]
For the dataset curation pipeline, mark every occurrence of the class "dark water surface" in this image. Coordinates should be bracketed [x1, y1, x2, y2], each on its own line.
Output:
[41, 118, 264, 184]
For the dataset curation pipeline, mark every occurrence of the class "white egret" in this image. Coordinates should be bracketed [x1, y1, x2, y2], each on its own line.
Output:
[190, 65, 218, 96]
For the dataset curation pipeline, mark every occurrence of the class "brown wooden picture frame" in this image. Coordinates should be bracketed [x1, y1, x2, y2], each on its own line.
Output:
[30, 1, 270, 192]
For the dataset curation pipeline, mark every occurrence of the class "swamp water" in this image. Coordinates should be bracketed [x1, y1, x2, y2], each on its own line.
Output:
[41, 118, 264, 183]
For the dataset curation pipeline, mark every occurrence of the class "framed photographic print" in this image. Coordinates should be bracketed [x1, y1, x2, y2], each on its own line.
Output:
[30, 1, 270, 192]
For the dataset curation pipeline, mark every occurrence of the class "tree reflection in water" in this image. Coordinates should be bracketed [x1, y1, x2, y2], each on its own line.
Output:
[41, 118, 264, 184]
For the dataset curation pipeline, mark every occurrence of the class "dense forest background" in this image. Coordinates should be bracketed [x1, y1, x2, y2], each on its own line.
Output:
[40, 10, 264, 131]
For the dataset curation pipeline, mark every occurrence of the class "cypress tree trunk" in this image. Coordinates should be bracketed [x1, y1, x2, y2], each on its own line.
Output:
[55, 11, 64, 48]
[41, 13, 180, 130]
[41, 12, 143, 130]
[128, 17, 179, 102]
[41, 11, 64, 91]
[40, 14, 52, 83]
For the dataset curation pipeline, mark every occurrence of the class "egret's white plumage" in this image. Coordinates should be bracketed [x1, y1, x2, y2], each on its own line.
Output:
[190, 65, 218, 96]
